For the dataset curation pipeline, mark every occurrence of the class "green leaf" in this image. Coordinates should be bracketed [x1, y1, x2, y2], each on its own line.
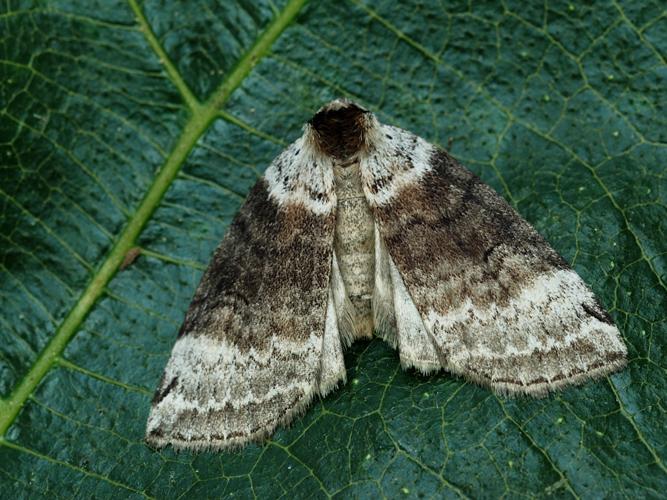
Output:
[1, 0, 665, 497]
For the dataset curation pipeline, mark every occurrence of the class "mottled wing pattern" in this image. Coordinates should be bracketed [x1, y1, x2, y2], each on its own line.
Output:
[146, 137, 343, 450]
[363, 125, 627, 396]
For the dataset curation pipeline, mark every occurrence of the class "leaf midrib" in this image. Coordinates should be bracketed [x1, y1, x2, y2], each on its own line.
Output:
[0, 0, 307, 437]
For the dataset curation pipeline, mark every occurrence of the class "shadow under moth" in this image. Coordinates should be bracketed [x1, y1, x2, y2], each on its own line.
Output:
[146, 99, 627, 451]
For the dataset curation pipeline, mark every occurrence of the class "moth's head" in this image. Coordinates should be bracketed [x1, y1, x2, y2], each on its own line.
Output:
[307, 99, 375, 161]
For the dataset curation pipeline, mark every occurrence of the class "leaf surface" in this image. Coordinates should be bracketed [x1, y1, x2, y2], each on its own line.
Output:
[1, 0, 665, 497]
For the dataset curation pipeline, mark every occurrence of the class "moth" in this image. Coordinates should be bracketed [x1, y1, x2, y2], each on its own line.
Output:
[146, 99, 627, 451]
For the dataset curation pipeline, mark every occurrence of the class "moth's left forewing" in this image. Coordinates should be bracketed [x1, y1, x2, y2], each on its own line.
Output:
[146, 134, 344, 451]
[362, 124, 627, 396]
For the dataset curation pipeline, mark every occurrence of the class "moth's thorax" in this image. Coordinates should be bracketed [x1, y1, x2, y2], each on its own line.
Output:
[333, 160, 375, 338]
[309, 101, 369, 160]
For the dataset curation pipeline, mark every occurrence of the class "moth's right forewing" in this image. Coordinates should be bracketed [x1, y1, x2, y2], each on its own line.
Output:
[363, 125, 627, 396]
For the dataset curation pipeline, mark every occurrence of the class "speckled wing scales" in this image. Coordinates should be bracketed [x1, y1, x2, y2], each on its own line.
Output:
[146, 132, 345, 450]
[363, 124, 627, 396]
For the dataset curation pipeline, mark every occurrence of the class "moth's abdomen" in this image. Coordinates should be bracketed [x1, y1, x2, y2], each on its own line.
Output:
[333, 162, 375, 338]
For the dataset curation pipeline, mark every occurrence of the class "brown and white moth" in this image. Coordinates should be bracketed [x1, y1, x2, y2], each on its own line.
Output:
[146, 99, 627, 451]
